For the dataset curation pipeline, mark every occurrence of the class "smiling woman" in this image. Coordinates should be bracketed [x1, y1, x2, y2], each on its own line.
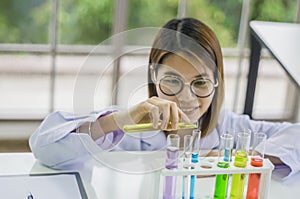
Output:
[29, 18, 300, 181]
[147, 18, 224, 138]
[152, 54, 218, 128]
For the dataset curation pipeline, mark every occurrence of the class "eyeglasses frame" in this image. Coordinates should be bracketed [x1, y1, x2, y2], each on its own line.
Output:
[154, 74, 219, 98]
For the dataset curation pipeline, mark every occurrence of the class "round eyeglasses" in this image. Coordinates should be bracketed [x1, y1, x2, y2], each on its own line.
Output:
[157, 75, 218, 98]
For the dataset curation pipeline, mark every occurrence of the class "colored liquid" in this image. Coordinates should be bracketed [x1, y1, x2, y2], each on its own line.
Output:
[246, 173, 261, 199]
[190, 175, 196, 199]
[234, 151, 248, 168]
[214, 174, 229, 199]
[230, 151, 248, 199]
[224, 148, 232, 162]
[230, 173, 246, 199]
[165, 147, 179, 169]
[163, 176, 177, 199]
[163, 147, 179, 199]
[214, 162, 230, 199]
[190, 153, 198, 199]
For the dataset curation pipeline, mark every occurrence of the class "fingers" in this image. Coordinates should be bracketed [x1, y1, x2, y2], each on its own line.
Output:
[113, 97, 191, 131]
[170, 102, 179, 129]
[178, 109, 191, 124]
[146, 103, 160, 128]
[146, 97, 190, 130]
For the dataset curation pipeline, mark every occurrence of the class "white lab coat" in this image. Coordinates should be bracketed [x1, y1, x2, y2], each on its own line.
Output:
[29, 106, 300, 180]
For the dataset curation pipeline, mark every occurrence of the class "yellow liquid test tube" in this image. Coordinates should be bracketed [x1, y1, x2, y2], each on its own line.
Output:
[230, 151, 248, 199]
[230, 131, 251, 199]
[123, 122, 197, 133]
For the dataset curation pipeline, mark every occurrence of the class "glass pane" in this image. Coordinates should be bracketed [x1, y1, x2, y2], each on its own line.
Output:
[251, 0, 298, 22]
[58, 0, 114, 44]
[0, 0, 50, 43]
[54, 54, 113, 112]
[0, 53, 51, 117]
[117, 55, 149, 108]
[187, 0, 243, 48]
[127, 0, 178, 29]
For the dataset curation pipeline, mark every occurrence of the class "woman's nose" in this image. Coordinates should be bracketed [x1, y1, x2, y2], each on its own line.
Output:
[180, 83, 197, 99]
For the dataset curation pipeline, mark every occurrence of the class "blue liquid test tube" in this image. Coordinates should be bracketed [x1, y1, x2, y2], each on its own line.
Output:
[214, 133, 233, 199]
[190, 153, 198, 199]
[230, 132, 251, 199]
[190, 129, 201, 199]
[163, 134, 180, 199]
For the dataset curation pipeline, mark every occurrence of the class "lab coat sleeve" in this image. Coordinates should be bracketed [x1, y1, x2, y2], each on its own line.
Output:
[221, 110, 300, 180]
[29, 106, 124, 169]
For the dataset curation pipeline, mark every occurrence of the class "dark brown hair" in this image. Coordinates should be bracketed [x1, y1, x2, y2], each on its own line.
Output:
[147, 18, 224, 138]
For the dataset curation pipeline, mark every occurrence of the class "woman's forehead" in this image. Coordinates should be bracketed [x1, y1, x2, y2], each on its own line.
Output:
[158, 53, 215, 78]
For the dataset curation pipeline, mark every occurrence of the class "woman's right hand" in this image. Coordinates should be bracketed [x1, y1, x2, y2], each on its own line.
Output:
[113, 97, 190, 130]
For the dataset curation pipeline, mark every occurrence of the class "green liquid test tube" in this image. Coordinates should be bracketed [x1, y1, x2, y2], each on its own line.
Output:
[214, 162, 230, 199]
[230, 132, 251, 199]
[214, 134, 233, 199]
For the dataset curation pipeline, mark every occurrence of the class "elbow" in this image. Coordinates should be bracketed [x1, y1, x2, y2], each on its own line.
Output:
[29, 132, 92, 169]
[29, 133, 63, 168]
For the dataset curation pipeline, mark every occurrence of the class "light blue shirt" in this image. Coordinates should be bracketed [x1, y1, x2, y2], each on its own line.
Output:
[29, 106, 300, 180]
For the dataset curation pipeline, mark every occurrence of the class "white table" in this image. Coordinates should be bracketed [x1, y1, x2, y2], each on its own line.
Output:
[244, 21, 300, 117]
[0, 152, 299, 199]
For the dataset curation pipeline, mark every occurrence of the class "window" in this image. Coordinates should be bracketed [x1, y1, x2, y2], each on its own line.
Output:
[0, 0, 299, 122]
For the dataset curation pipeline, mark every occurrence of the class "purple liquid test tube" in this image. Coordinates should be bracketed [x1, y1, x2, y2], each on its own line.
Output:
[163, 134, 180, 199]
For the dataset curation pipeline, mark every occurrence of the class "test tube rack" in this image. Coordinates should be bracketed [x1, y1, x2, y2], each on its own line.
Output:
[158, 156, 274, 199]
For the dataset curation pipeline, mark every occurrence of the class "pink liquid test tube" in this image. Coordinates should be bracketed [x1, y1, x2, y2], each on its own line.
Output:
[163, 134, 180, 199]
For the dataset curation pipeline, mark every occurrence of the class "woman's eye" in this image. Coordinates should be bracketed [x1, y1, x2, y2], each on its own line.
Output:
[163, 78, 180, 86]
[193, 79, 207, 87]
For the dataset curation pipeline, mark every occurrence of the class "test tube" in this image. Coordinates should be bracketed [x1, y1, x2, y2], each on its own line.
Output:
[230, 132, 251, 199]
[251, 132, 267, 158]
[163, 134, 180, 199]
[182, 135, 193, 199]
[246, 132, 267, 199]
[190, 129, 201, 199]
[214, 133, 234, 199]
[225, 129, 236, 162]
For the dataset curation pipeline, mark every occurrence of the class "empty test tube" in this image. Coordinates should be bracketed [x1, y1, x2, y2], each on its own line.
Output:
[163, 134, 180, 199]
[182, 135, 193, 199]
[246, 132, 267, 199]
[230, 132, 251, 199]
[214, 133, 234, 199]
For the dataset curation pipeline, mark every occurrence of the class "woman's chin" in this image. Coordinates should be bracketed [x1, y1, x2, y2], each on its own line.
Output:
[187, 114, 201, 124]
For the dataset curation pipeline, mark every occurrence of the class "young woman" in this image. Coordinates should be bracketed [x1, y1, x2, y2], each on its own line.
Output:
[29, 18, 300, 180]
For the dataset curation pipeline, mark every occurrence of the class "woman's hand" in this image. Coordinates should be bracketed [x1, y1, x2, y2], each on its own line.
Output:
[113, 96, 190, 130]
